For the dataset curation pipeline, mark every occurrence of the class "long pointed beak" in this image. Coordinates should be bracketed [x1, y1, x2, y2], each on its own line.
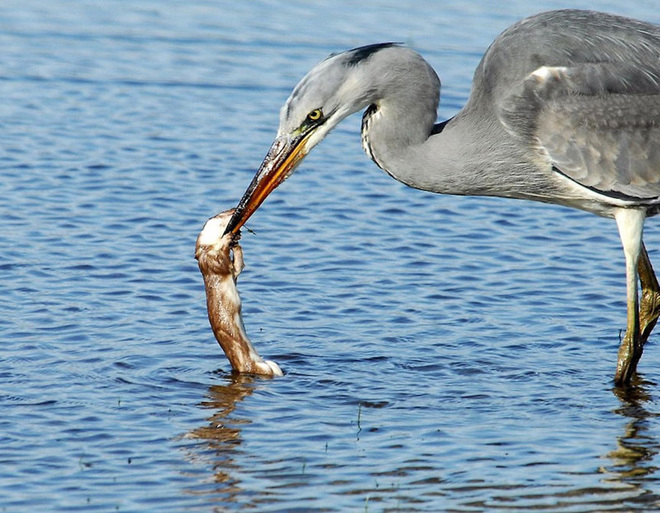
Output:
[224, 132, 311, 236]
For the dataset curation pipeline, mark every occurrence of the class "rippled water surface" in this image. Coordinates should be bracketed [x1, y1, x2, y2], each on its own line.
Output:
[2, 1, 660, 511]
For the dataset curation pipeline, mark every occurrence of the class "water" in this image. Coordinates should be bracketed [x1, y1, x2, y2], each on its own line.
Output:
[1, 0, 660, 511]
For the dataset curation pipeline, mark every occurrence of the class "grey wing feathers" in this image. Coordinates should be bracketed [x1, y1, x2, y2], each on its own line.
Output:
[498, 63, 660, 200]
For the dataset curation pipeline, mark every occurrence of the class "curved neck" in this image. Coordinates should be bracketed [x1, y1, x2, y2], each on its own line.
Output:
[362, 104, 468, 193]
[362, 96, 529, 198]
[354, 47, 540, 199]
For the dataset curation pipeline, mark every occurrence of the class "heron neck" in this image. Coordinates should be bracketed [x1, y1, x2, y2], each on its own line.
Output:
[365, 104, 523, 198]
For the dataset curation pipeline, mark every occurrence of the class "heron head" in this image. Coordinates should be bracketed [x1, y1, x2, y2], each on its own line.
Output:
[224, 43, 401, 235]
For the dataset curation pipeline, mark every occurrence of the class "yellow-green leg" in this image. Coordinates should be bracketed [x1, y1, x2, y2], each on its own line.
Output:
[615, 243, 660, 386]
[614, 285, 640, 386]
[638, 244, 660, 350]
[614, 210, 647, 386]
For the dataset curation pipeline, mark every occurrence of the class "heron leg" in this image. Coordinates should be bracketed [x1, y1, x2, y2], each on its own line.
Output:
[638, 244, 660, 346]
[615, 267, 641, 386]
[614, 209, 645, 386]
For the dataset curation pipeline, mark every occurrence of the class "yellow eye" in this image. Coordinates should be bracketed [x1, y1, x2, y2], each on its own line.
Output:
[307, 109, 323, 122]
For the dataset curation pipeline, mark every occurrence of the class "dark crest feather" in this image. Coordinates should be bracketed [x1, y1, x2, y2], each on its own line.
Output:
[332, 42, 401, 67]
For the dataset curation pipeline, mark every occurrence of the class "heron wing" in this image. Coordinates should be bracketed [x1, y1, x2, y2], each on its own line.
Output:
[498, 64, 660, 200]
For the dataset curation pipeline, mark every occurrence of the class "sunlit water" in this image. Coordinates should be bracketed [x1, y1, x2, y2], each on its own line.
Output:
[1, 1, 660, 511]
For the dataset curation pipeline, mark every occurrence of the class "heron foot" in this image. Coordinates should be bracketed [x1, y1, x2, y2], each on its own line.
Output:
[615, 329, 644, 386]
[613, 293, 659, 387]
[640, 288, 660, 342]
[639, 244, 660, 343]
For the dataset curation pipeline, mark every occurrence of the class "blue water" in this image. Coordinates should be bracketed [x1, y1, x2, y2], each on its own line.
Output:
[1, 1, 660, 511]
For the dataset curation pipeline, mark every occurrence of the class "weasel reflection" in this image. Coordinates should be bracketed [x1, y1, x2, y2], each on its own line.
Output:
[195, 209, 283, 376]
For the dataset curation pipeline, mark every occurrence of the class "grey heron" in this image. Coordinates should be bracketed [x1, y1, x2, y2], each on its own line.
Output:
[224, 9, 660, 386]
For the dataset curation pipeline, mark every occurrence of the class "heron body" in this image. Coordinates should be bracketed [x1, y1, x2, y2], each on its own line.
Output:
[225, 10, 660, 386]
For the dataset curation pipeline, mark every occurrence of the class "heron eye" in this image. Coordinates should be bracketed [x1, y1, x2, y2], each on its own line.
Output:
[307, 109, 323, 122]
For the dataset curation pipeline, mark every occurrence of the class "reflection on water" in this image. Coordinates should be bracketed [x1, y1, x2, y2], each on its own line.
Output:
[183, 379, 660, 512]
[603, 381, 660, 508]
[183, 374, 261, 506]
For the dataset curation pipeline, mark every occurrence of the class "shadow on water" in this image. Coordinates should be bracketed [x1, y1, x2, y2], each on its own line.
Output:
[603, 379, 660, 510]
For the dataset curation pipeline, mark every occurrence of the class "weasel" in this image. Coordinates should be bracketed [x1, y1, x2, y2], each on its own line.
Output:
[195, 210, 283, 376]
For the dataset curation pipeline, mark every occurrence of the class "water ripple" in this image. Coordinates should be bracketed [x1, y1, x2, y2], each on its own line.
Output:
[2, 0, 660, 511]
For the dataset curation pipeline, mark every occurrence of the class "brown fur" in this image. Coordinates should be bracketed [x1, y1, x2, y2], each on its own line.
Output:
[195, 210, 282, 376]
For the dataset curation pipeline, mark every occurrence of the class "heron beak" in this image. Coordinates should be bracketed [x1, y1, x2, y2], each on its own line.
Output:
[224, 132, 313, 236]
